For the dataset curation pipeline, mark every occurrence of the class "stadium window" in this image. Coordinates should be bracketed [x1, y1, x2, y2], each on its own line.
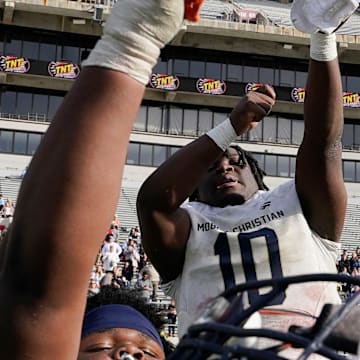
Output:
[341, 75, 347, 91]
[343, 161, 356, 182]
[183, 109, 198, 136]
[227, 64, 242, 82]
[4, 39, 21, 56]
[249, 118, 262, 142]
[126, 143, 140, 165]
[147, 106, 163, 133]
[259, 67, 274, 85]
[189, 60, 205, 78]
[295, 70, 307, 88]
[291, 119, 304, 145]
[243, 65, 258, 83]
[342, 124, 354, 149]
[0, 91, 17, 114]
[290, 157, 296, 178]
[279, 69, 295, 87]
[39, 43, 56, 62]
[153, 145, 167, 167]
[264, 154, 277, 177]
[169, 146, 181, 157]
[356, 162, 360, 182]
[32, 94, 49, 117]
[17, 92, 32, 116]
[0, 130, 13, 153]
[252, 153, 265, 171]
[198, 109, 213, 135]
[62, 45, 80, 63]
[139, 143, 153, 166]
[134, 105, 147, 132]
[205, 62, 221, 79]
[153, 59, 168, 74]
[277, 117, 291, 144]
[355, 125, 360, 150]
[263, 116, 276, 143]
[168, 106, 183, 135]
[22, 41, 39, 59]
[13, 132, 27, 154]
[27, 133, 42, 155]
[48, 95, 63, 121]
[278, 156, 289, 177]
[347, 75, 360, 93]
[173, 59, 189, 77]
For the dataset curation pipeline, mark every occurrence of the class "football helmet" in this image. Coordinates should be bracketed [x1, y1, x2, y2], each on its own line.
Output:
[167, 273, 360, 359]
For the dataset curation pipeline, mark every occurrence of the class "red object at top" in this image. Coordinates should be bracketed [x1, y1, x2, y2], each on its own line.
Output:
[184, 0, 204, 22]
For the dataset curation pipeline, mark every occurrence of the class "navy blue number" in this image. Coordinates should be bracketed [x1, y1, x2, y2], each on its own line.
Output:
[214, 228, 285, 305]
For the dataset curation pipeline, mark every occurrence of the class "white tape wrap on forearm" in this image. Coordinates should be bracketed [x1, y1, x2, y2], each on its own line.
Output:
[82, 0, 183, 85]
[206, 118, 238, 151]
[310, 32, 337, 62]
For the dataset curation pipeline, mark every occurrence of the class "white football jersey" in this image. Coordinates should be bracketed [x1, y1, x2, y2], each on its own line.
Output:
[162, 180, 341, 339]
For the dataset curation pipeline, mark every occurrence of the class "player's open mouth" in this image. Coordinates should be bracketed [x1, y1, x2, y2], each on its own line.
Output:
[216, 177, 238, 190]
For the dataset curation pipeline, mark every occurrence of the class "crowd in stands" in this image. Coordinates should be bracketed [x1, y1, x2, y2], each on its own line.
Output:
[336, 247, 360, 301]
[88, 216, 178, 338]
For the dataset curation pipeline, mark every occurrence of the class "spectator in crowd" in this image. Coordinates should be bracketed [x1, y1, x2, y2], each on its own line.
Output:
[111, 214, 120, 229]
[102, 244, 120, 273]
[122, 260, 134, 287]
[129, 225, 141, 243]
[90, 264, 105, 288]
[101, 233, 122, 259]
[0, 194, 5, 211]
[166, 302, 177, 337]
[137, 4, 349, 345]
[136, 270, 153, 304]
[140, 257, 161, 301]
[87, 279, 100, 297]
[0, 0, 186, 359]
[337, 249, 351, 273]
[111, 266, 128, 289]
[124, 238, 140, 271]
[1, 199, 14, 218]
[349, 251, 360, 274]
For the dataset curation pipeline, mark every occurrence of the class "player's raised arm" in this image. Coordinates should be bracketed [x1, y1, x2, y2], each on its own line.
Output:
[137, 86, 275, 282]
[0, 1, 184, 359]
[291, 1, 355, 242]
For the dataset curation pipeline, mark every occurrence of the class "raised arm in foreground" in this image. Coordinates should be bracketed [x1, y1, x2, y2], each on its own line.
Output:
[0, 1, 184, 359]
[295, 34, 347, 242]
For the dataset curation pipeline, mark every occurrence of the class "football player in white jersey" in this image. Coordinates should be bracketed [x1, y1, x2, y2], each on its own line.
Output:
[137, 1, 355, 354]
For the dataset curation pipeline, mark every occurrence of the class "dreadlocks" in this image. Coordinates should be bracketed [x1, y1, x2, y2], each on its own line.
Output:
[189, 145, 268, 201]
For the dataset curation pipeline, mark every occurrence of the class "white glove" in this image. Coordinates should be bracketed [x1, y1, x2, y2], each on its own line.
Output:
[82, 0, 184, 85]
[291, 0, 358, 34]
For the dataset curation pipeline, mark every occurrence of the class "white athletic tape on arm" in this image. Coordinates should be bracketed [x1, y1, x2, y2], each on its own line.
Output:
[310, 33, 337, 62]
[82, 0, 184, 85]
[206, 118, 238, 151]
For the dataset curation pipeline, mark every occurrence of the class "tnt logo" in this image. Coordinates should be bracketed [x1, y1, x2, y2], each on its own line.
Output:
[343, 92, 360, 108]
[196, 79, 226, 95]
[291, 88, 306, 103]
[0, 56, 30, 73]
[48, 61, 80, 79]
[150, 74, 179, 90]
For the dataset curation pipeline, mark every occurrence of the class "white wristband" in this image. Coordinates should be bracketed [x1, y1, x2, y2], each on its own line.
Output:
[206, 118, 238, 151]
[310, 32, 337, 62]
[82, 0, 184, 85]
